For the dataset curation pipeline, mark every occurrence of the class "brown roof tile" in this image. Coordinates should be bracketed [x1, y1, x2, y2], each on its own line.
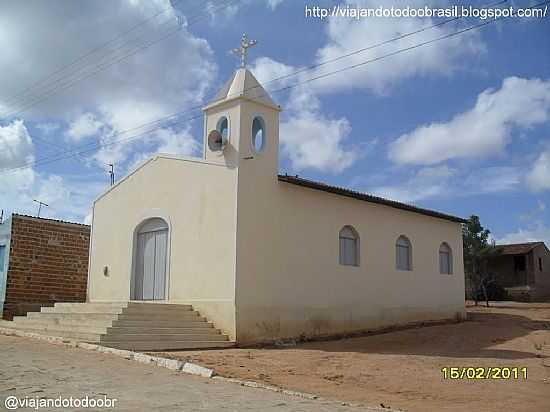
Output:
[490, 242, 547, 256]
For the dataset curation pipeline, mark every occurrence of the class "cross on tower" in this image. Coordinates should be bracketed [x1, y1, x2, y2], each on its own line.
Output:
[231, 34, 257, 68]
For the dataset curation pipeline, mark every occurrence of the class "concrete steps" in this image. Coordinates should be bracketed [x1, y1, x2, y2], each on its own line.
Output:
[4, 302, 234, 350]
[102, 340, 235, 351]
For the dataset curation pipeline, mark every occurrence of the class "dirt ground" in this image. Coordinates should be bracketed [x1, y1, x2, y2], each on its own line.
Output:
[157, 302, 550, 412]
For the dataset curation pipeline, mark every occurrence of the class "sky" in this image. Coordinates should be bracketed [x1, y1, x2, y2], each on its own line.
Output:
[0, 0, 549, 245]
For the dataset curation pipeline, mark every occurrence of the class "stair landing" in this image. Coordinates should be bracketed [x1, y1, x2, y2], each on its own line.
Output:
[3, 302, 234, 351]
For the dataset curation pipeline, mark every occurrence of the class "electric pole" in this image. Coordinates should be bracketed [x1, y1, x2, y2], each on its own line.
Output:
[108, 164, 115, 186]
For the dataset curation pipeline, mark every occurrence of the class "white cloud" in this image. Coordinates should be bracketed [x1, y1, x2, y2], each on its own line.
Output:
[389, 77, 550, 165]
[282, 86, 358, 173]
[0, 0, 216, 165]
[251, 58, 359, 173]
[498, 224, 550, 247]
[155, 127, 200, 156]
[0, 119, 34, 169]
[35, 122, 60, 135]
[123, 126, 200, 174]
[371, 165, 521, 203]
[67, 112, 104, 141]
[265, 0, 285, 10]
[0, 168, 102, 223]
[281, 108, 356, 173]
[253, 0, 484, 97]
[372, 165, 456, 203]
[249, 0, 485, 174]
[526, 150, 550, 192]
[83, 212, 93, 225]
[308, 0, 484, 95]
[250, 57, 295, 91]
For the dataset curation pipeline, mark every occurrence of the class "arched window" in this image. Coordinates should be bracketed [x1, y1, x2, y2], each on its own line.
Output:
[216, 116, 229, 140]
[251, 116, 266, 153]
[339, 226, 359, 266]
[439, 242, 453, 274]
[396, 235, 412, 271]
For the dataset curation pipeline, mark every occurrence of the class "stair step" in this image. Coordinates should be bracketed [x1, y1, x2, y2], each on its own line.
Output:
[9, 327, 102, 342]
[101, 333, 228, 342]
[27, 313, 119, 322]
[112, 320, 214, 328]
[13, 318, 115, 329]
[5, 301, 232, 351]
[127, 302, 193, 311]
[117, 313, 204, 321]
[107, 327, 220, 334]
[42, 306, 125, 314]
[10, 321, 107, 335]
[101, 340, 235, 351]
[51, 302, 128, 312]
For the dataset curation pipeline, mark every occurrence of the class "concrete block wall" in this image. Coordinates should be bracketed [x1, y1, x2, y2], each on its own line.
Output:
[2, 215, 90, 320]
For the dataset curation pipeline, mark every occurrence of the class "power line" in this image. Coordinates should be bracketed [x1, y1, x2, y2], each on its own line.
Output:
[2, 0, 534, 173]
[1, 0, 503, 163]
[3, 0, 546, 174]
[1, 0, 194, 107]
[1, 0, 241, 118]
[260, 0, 509, 88]
[1, 0, 227, 114]
[10, 0, 500, 167]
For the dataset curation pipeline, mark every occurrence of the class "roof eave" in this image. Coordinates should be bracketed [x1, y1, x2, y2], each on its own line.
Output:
[278, 175, 467, 224]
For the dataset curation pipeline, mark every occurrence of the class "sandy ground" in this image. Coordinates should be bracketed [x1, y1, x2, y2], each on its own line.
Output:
[157, 302, 550, 412]
[0, 335, 374, 412]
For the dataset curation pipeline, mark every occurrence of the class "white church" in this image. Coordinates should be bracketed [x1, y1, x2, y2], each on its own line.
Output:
[7, 37, 467, 350]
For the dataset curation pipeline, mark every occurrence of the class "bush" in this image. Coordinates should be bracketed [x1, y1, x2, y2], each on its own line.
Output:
[473, 280, 511, 301]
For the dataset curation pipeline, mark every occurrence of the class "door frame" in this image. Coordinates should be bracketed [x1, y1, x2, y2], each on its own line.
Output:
[130, 211, 172, 302]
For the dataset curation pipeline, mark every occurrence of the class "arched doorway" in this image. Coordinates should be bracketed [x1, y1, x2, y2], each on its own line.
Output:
[132, 218, 168, 300]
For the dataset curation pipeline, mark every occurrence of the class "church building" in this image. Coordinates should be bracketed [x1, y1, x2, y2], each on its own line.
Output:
[85, 39, 467, 347]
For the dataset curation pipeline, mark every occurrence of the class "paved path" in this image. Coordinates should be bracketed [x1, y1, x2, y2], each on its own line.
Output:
[0, 336, 379, 411]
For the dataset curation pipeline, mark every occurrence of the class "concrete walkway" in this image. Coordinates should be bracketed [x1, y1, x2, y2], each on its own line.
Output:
[0, 335, 380, 411]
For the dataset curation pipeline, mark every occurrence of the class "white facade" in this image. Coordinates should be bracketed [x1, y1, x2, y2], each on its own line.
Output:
[88, 68, 466, 344]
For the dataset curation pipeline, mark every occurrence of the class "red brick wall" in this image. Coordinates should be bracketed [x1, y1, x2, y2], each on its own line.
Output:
[3, 215, 90, 319]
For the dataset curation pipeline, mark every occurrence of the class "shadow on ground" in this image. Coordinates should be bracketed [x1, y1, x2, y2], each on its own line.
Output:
[263, 311, 550, 360]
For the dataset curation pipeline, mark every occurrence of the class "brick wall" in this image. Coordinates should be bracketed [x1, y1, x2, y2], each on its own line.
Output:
[3, 215, 90, 319]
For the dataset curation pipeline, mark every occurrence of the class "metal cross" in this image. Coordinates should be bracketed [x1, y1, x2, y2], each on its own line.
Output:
[231, 34, 257, 68]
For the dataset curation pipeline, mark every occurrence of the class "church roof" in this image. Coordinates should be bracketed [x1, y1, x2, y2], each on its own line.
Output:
[278, 175, 467, 224]
[205, 68, 279, 110]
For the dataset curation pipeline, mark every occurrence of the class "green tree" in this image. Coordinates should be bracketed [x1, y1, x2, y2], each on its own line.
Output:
[462, 215, 492, 306]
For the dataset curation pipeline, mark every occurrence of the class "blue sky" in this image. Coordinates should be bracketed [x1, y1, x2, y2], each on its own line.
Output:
[0, 0, 549, 245]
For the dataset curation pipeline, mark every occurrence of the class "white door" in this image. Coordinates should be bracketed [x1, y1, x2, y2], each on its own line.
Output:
[134, 219, 168, 300]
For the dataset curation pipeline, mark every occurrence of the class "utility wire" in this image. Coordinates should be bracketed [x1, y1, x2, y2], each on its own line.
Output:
[12, 0, 505, 166]
[2, 0, 238, 167]
[1, 0, 224, 113]
[1, 0, 197, 107]
[3, 0, 546, 174]
[1, 0, 241, 118]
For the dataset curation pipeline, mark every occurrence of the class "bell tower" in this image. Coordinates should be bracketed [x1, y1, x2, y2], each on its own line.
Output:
[202, 34, 281, 179]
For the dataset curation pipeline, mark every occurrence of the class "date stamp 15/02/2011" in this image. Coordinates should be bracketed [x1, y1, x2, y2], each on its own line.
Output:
[441, 367, 528, 380]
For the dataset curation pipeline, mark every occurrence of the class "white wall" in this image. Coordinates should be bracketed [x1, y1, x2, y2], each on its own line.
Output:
[88, 155, 238, 338]
[235, 181, 465, 344]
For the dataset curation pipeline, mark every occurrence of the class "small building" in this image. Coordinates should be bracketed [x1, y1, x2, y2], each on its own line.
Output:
[85, 63, 467, 346]
[0, 214, 90, 319]
[483, 242, 550, 301]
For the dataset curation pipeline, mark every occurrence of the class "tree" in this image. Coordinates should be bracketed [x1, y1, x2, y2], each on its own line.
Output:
[462, 215, 492, 306]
